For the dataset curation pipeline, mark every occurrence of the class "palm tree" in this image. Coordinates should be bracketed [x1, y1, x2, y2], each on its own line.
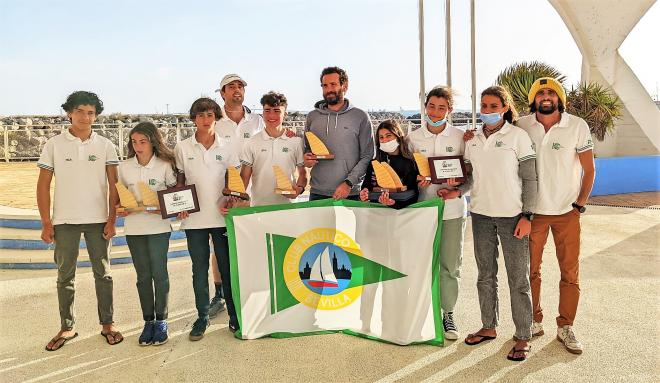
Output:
[496, 61, 566, 115]
[566, 82, 623, 141]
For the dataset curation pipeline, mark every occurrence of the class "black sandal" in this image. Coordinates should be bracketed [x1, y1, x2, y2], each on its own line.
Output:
[507, 345, 531, 361]
[464, 333, 496, 345]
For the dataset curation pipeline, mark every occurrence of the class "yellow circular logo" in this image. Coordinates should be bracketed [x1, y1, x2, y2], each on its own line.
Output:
[282, 228, 362, 310]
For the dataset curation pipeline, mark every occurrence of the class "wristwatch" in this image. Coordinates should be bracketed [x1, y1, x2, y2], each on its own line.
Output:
[572, 202, 586, 213]
[521, 212, 534, 221]
[344, 179, 354, 188]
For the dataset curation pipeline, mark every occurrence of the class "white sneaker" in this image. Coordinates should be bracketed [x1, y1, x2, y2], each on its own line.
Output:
[557, 325, 583, 354]
[532, 322, 544, 336]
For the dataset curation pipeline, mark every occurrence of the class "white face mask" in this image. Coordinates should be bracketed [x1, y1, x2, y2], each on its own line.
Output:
[380, 139, 400, 153]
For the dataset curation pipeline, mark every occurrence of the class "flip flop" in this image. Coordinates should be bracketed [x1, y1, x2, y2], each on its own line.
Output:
[100, 330, 124, 346]
[45, 332, 78, 351]
[507, 345, 532, 361]
[464, 333, 496, 345]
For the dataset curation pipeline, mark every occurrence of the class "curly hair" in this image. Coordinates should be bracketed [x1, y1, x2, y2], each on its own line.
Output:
[61, 91, 104, 115]
[260, 91, 288, 108]
[320, 66, 348, 85]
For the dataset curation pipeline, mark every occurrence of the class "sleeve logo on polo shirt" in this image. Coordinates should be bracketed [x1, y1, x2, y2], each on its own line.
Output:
[282, 147, 289, 153]
[495, 141, 504, 147]
[532, 142, 536, 151]
[552, 142, 563, 150]
[243, 133, 251, 138]
[446, 146, 454, 152]
[216, 154, 223, 161]
[88, 155, 98, 161]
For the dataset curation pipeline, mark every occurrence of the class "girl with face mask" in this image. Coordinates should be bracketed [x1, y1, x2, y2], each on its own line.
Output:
[407, 86, 471, 341]
[463, 86, 538, 362]
[359, 120, 418, 209]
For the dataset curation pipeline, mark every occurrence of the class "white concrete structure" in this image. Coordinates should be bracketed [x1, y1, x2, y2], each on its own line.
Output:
[549, 0, 660, 157]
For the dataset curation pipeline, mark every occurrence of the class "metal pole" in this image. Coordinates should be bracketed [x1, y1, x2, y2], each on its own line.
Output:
[445, 0, 452, 88]
[470, 0, 477, 131]
[418, 0, 426, 126]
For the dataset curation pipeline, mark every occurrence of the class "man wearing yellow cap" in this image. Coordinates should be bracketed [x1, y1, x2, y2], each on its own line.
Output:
[517, 77, 595, 355]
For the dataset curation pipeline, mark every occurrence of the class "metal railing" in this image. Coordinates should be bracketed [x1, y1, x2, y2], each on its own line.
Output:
[1, 118, 479, 162]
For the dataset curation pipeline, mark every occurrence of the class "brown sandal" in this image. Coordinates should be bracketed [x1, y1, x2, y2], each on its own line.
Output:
[45, 332, 78, 351]
[100, 330, 124, 345]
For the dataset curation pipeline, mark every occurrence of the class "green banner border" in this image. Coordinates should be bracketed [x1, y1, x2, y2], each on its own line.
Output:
[225, 198, 444, 345]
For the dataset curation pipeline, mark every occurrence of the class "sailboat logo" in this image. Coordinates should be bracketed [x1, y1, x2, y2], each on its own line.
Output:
[268, 228, 406, 312]
[299, 243, 352, 294]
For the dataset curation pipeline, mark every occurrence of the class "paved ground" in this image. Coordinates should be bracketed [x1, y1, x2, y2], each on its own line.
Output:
[1, 204, 658, 382]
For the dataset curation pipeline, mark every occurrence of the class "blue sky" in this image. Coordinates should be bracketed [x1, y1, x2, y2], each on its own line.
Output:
[0, 0, 657, 115]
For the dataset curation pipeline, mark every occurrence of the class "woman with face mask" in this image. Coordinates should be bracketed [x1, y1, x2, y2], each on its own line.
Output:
[359, 120, 418, 209]
[462, 86, 538, 362]
[407, 86, 471, 342]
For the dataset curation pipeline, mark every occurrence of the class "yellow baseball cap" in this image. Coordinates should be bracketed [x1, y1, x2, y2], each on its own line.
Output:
[528, 77, 566, 106]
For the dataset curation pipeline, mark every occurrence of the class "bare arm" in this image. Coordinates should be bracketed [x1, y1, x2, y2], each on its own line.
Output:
[36, 168, 54, 243]
[240, 165, 252, 190]
[104, 165, 118, 239]
[176, 172, 186, 188]
[576, 149, 596, 206]
[295, 166, 308, 193]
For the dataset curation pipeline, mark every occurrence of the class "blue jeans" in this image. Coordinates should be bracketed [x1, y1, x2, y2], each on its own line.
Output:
[470, 213, 532, 341]
[184, 228, 236, 322]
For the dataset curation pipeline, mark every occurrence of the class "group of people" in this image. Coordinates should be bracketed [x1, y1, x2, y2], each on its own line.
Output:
[37, 67, 594, 363]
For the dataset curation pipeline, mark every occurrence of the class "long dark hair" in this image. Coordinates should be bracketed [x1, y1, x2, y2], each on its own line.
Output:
[481, 86, 518, 123]
[127, 122, 177, 171]
[374, 120, 413, 161]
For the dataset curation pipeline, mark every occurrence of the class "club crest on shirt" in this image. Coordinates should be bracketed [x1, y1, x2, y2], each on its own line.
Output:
[446, 146, 454, 152]
[552, 142, 563, 150]
[495, 141, 504, 147]
[244, 133, 251, 138]
[282, 147, 289, 153]
[88, 155, 98, 161]
[149, 179, 157, 186]
[216, 154, 223, 161]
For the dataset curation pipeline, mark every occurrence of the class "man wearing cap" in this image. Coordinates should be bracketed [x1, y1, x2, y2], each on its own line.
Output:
[517, 77, 595, 355]
[205, 74, 264, 319]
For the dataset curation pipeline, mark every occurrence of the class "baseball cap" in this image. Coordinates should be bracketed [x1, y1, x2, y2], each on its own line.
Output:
[215, 74, 247, 93]
[528, 77, 566, 106]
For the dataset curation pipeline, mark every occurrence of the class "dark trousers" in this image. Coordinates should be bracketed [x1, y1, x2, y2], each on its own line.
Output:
[54, 223, 113, 330]
[309, 193, 360, 201]
[126, 232, 171, 321]
[184, 228, 236, 321]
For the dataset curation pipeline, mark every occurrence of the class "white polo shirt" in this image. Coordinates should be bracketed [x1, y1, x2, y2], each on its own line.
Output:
[37, 130, 119, 225]
[407, 123, 467, 220]
[118, 155, 177, 235]
[464, 122, 536, 217]
[216, 106, 265, 157]
[175, 132, 239, 230]
[240, 130, 304, 207]
[517, 113, 594, 215]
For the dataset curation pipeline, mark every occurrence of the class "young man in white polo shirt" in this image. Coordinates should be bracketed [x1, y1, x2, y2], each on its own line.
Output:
[240, 91, 306, 206]
[517, 77, 596, 354]
[407, 86, 471, 340]
[175, 97, 241, 340]
[37, 91, 123, 351]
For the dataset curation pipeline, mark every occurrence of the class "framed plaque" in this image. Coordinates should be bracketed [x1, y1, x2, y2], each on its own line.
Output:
[428, 156, 467, 184]
[157, 185, 200, 219]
